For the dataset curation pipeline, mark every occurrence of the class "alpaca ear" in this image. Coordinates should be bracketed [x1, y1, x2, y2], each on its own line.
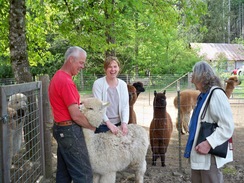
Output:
[225, 79, 232, 84]
[154, 90, 157, 96]
[163, 90, 166, 94]
[102, 101, 110, 109]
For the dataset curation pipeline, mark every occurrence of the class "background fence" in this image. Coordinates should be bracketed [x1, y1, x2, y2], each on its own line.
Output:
[0, 73, 243, 183]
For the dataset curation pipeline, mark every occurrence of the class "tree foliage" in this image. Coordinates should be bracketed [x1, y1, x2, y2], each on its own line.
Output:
[4, 0, 244, 80]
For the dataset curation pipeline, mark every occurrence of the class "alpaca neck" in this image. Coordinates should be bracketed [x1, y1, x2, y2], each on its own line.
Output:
[82, 128, 94, 144]
[225, 84, 234, 91]
[225, 84, 234, 98]
[153, 107, 166, 118]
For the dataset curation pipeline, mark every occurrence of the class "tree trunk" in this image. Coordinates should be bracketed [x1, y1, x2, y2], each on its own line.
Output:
[9, 0, 37, 162]
[9, 0, 32, 83]
[104, 0, 116, 57]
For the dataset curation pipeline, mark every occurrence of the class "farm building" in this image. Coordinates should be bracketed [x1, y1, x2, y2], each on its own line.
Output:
[190, 43, 244, 71]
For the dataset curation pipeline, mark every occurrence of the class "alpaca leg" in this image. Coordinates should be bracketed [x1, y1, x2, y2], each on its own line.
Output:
[176, 109, 182, 132]
[181, 113, 187, 134]
[100, 172, 116, 183]
[135, 160, 147, 183]
[183, 113, 190, 134]
[176, 117, 180, 132]
[152, 153, 157, 166]
[178, 110, 186, 134]
[160, 153, 166, 167]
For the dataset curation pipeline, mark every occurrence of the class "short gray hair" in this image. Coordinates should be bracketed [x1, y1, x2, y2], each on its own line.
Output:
[192, 61, 222, 92]
[64, 46, 87, 61]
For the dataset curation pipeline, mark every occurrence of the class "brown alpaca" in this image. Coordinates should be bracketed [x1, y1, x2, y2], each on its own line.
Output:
[127, 84, 138, 124]
[174, 75, 241, 134]
[149, 90, 173, 167]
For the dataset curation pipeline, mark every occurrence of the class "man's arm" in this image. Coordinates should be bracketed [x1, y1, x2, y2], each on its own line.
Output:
[68, 104, 96, 131]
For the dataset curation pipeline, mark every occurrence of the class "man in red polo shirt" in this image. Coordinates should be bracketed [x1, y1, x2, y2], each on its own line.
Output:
[49, 46, 95, 183]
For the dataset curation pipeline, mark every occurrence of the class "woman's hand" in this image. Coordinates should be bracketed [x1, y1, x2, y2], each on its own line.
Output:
[121, 122, 128, 136]
[106, 121, 119, 135]
[195, 140, 211, 155]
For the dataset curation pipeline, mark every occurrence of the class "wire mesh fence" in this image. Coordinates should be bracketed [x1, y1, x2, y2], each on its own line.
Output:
[1, 74, 244, 183]
[0, 82, 45, 183]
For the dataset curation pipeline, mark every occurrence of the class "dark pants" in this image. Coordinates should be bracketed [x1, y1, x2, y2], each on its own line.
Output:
[95, 122, 121, 133]
[53, 123, 93, 183]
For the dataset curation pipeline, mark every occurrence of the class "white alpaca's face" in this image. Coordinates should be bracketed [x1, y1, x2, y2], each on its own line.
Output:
[8, 93, 28, 117]
[80, 98, 109, 127]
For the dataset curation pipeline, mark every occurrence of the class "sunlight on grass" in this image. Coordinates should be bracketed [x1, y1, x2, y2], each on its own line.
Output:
[222, 166, 237, 175]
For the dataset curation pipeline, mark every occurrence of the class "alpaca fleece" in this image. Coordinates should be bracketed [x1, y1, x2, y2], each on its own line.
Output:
[80, 98, 149, 183]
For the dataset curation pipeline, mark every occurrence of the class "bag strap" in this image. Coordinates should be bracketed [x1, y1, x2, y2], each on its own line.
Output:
[200, 87, 226, 120]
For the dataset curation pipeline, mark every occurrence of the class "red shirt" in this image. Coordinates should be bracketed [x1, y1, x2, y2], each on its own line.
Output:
[49, 70, 80, 122]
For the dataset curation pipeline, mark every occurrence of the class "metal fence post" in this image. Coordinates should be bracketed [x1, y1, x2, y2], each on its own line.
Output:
[177, 80, 182, 171]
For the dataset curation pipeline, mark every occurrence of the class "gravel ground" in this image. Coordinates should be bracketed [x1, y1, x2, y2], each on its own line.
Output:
[46, 91, 244, 183]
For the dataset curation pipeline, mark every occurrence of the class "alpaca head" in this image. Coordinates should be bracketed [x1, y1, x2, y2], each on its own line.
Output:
[8, 93, 28, 117]
[133, 82, 145, 97]
[80, 98, 109, 127]
[225, 75, 241, 87]
[153, 90, 167, 108]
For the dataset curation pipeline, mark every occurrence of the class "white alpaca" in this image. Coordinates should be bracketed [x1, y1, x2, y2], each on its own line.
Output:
[80, 98, 149, 183]
[7, 93, 28, 167]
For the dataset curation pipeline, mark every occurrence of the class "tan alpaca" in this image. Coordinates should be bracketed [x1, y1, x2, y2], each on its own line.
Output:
[174, 75, 241, 134]
[174, 90, 200, 134]
[225, 75, 241, 98]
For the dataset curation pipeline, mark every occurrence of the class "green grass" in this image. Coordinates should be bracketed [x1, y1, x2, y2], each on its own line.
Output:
[222, 166, 237, 175]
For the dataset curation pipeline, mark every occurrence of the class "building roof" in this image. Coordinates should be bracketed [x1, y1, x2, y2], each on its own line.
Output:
[190, 43, 244, 61]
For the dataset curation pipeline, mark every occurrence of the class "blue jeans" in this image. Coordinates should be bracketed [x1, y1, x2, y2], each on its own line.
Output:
[52, 123, 93, 183]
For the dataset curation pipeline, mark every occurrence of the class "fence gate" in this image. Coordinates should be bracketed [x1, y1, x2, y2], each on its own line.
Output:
[0, 82, 45, 183]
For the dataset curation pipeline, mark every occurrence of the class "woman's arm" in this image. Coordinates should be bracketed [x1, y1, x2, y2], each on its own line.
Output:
[206, 89, 234, 149]
[92, 78, 109, 122]
[119, 80, 129, 124]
